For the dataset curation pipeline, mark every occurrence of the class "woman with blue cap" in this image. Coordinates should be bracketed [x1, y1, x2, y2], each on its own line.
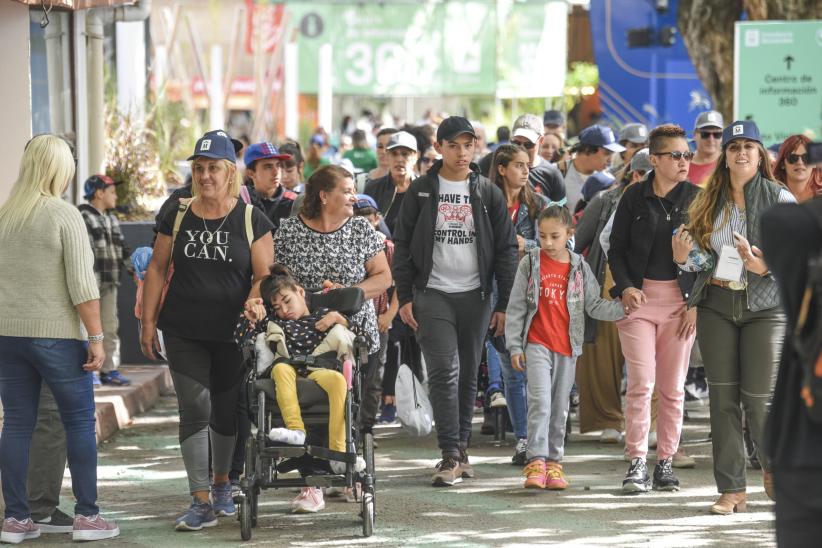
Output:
[140, 130, 275, 531]
[674, 120, 795, 514]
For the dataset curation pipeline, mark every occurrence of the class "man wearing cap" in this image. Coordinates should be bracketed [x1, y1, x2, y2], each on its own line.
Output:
[556, 124, 626, 212]
[364, 131, 419, 234]
[689, 110, 724, 186]
[392, 116, 517, 486]
[79, 174, 132, 386]
[478, 114, 566, 205]
[610, 123, 649, 176]
[244, 142, 296, 232]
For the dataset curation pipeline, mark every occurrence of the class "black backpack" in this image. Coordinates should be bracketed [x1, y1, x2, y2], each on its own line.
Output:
[795, 250, 822, 423]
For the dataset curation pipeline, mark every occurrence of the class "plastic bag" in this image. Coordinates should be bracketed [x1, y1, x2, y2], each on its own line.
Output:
[395, 363, 433, 437]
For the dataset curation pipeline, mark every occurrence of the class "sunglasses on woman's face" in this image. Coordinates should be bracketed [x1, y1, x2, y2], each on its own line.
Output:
[420, 157, 435, 164]
[512, 139, 537, 150]
[699, 130, 723, 140]
[786, 153, 809, 165]
[653, 151, 694, 161]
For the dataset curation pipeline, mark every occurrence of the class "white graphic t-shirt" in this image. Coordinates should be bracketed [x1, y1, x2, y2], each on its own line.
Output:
[426, 176, 481, 293]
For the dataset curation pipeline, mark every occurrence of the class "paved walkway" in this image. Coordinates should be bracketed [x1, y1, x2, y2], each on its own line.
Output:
[27, 397, 775, 547]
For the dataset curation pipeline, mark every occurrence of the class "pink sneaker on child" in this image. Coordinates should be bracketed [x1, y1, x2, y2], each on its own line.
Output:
[290, 487, 325, 513]
[72, 514, 120, 542]
[523, 459, 547, 489]
[0, 518, 40, 544]
[545, 462, 569, 490]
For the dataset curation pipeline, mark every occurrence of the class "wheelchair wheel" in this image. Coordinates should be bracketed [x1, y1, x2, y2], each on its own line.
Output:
[244, 436, 259, 527]
[364, 431, 375, 482]
[238, 493, 252, 541]
[361, 485, 375, 537]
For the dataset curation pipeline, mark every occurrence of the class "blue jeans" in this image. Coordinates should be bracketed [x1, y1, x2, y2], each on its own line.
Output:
[0, 336, 99, 520]
[487, 341, 528, 440]
[485, 339, 503, 395]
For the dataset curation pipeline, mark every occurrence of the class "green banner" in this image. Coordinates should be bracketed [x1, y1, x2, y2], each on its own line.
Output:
[285, 1, 565, 97]
[734, 20, 822, 143]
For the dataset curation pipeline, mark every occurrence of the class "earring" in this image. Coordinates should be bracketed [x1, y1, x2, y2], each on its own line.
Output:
[322, 200, 327, 205]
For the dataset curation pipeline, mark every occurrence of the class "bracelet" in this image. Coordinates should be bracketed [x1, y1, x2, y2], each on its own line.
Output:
[88, 333, 105, 343]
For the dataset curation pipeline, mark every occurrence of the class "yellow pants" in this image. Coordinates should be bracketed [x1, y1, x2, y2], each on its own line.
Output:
[271, 363, 347, 452]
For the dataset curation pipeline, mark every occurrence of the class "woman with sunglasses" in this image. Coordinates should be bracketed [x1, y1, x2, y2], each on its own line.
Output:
[417, 145, 441, 177]
[772, 134, 822, 203]
[674, 120, 795, 515]
[609, 124, 700, 494]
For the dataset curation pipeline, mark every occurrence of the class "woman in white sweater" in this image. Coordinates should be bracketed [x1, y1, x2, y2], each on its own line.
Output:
[0, 135, 119, 544]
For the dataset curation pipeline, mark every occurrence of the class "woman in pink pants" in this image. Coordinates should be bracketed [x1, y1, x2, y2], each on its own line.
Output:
[608, 124, 700, 493]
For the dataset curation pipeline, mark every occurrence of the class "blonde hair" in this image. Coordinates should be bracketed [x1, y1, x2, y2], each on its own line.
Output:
[190, 158, 241, 199]
[687, 141, 775, 249]
[0, 134, 75, 236]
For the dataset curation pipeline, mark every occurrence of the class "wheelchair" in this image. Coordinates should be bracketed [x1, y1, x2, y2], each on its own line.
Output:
[233, 287, 377, 540]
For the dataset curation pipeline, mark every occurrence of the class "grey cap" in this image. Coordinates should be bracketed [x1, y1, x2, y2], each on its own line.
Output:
[511, 114, 544, 144]
[618, 123, 649, 144]
[629, 148, 652, 172]
[386, 131, 418, 152]
[694, 110, 724, 130]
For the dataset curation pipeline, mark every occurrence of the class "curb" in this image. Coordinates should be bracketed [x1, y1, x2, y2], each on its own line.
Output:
[95, 365, 173, 444]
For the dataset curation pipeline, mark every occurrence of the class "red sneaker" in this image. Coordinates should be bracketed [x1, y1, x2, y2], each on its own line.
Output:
[1, 517, 40, 544]
[72, 514, 120, 542]
[523, 459, 547, 489]
[545, 462, 569, 490]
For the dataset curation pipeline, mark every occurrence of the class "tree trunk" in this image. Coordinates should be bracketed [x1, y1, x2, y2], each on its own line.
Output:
[678, 0, 822, 123]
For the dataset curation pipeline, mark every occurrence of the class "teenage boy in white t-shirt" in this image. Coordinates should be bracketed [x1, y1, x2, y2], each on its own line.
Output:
[392, 116, 518, 486]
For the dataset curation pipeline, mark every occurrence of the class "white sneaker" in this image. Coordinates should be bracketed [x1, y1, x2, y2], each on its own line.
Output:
[489, 391, 507, 408]
[329, 456, 366, 474]
[268, 428, 306, 445]
[599, 428, 623, 444]
[290, 487, 325, 513]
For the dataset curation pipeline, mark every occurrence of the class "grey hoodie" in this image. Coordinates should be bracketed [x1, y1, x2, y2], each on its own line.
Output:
[505, 247, 625, 358]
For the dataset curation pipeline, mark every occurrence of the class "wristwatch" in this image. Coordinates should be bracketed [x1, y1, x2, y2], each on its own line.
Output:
[88, 333, 105, 343]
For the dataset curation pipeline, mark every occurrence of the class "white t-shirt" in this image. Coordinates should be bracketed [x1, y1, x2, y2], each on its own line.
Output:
[563, 160, 588, 212]
[427, 176, 481, 293]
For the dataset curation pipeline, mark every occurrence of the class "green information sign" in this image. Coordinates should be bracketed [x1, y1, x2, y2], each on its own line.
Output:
[734, 20, 822, 143]
[284, 0, 565, 97]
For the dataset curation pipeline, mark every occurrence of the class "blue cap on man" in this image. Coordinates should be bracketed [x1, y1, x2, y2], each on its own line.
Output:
[243, 142, 292, 168]
[578, 125, 626, 153]
[722, 120, 761, 147]
[187, 130, 243, 162]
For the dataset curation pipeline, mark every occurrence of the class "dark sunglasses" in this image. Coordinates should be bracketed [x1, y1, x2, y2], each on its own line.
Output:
[699, 131, 723, 140]
[786, 153, 809, 164]
[654, 151, 694, 161]
[513, 140, 537, 150]
[420, 157, 435, 164]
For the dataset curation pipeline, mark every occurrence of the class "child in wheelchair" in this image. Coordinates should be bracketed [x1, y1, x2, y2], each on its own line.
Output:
[248, 264, 366, 475]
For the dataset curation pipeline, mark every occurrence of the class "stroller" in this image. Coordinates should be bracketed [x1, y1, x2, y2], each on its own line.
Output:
[233, 287, 376, 540]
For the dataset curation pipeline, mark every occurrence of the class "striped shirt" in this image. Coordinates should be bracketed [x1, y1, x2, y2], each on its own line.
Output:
[680, 188, 795, 279]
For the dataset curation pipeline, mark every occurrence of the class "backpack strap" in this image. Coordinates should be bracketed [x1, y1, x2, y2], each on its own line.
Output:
[244, 203, 254, 248]
[171, 198, 194, 256]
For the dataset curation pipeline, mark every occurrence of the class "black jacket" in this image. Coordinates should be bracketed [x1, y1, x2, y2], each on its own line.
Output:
[391, 160, 518, 313]
[608, 174, 699, 300]
[246, 184, 296, 232]
[363, 174, 396, 217]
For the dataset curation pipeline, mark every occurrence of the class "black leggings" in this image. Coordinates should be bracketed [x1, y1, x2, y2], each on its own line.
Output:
[165, 335, 245, 492]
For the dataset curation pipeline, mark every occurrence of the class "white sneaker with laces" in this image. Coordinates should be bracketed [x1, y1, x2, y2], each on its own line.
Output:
[290, 487, 325, 514]
[489, 391, 507, 408]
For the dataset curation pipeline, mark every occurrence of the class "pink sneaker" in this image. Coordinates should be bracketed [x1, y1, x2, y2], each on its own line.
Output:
[523, 459, 547, 489]
[72, 514, 120, 542]
[0, 518, 40, 544]
[290, 487, 325, 514]
[545, 462, 569, 490]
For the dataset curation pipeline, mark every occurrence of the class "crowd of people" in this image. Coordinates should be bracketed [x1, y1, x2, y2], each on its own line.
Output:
[0, 105, 821, 544]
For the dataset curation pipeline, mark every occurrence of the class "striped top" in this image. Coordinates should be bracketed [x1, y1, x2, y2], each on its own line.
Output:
[680, 188, 795, 279]
[0, 198, 99, 340]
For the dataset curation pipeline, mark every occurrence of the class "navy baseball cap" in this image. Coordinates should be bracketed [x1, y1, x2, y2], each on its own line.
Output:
[543, 110, 565, 127]
[722, 120, 761, 147]
[354, 194, 378, 211]
[83, 174, 119, 200]
[581, 172, 615, 202]
[188, 130, 242, 162]
[436, 116, 477, 142]
[579, 125, 626, 152]
[243, 142, 291, 167]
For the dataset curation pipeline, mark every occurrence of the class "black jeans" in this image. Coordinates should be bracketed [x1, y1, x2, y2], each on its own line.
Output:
[774, 467, 822, 547]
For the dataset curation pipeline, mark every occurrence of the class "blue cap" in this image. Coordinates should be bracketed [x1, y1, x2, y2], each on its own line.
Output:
[310, 134, 326, 147]
[579, 124, 626, 152]
[581, 172, 615, 202]
[722, 120, 761, 147]
[83, 174, 119, 200]
[543, 109, 565, 127]
[354, 194, 378, 210]
[188, 130, 242, 162]
[243, 142, 291, 167]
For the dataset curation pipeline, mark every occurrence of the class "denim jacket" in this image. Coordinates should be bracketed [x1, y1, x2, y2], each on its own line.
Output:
[511, 193, 550, 253]
[505, 247, 625, 358]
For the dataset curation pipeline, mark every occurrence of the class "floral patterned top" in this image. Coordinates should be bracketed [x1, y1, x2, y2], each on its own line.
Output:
[274, 215, 384, 354]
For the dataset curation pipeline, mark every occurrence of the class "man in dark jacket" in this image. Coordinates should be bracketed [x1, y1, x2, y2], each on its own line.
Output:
[392, 116, 518, 487]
